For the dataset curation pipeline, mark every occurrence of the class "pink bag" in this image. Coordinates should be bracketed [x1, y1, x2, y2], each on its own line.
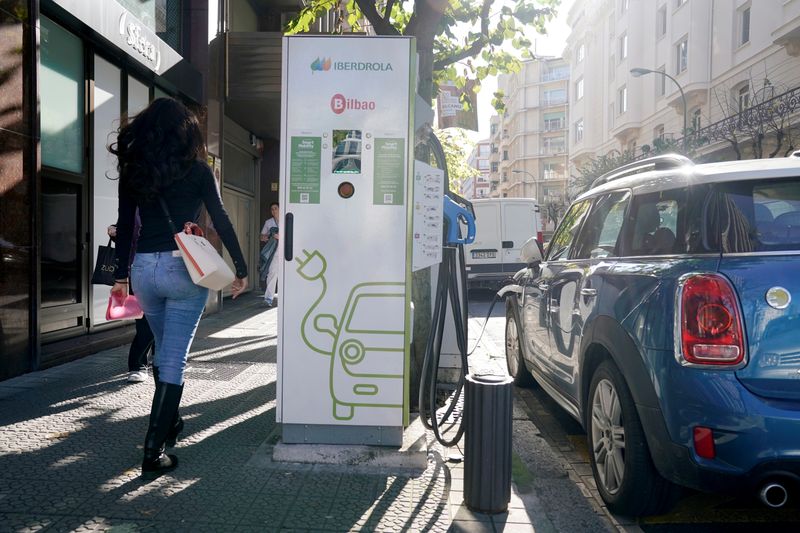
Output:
[105, 293, 144, 321]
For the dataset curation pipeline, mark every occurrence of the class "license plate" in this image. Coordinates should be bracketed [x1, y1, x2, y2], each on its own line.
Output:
[472, 250, 496, 259]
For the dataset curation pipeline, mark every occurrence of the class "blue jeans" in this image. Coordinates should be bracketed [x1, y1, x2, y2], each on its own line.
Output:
[131, 252, 208, 385]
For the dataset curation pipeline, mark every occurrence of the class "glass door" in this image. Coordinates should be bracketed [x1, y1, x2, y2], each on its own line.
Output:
[38, 16, 89, 339]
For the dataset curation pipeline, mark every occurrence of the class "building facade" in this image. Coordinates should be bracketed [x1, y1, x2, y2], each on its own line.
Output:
[566, 0, 800, 176]
[0, 0, 208, 380]
[487, 57, 570, 232]
[465, 139, 490, 199]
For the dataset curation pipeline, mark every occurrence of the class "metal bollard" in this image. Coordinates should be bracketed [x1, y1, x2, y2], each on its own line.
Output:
[463, 373, 514, 514]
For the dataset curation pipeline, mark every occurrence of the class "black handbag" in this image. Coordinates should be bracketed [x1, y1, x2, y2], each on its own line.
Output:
[91, 238, 117, 286]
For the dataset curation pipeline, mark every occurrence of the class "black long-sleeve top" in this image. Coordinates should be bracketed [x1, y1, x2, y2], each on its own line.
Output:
[114, 160, 248, 280]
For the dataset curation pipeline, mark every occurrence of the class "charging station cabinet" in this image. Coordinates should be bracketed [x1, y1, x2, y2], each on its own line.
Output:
[277, 36, 417, 446]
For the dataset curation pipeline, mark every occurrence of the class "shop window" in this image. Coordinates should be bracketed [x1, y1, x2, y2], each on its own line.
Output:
[40, 16, 84, 174]
[117, 0, 182, 52]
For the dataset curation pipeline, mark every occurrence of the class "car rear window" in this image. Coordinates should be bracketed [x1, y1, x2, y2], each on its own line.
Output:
[712, 178, 800, 253]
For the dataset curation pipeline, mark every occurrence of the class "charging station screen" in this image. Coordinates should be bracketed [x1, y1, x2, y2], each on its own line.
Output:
[332, 130, 362, 174]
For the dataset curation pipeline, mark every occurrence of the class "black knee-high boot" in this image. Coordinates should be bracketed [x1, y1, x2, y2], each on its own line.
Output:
[141, 380, 182, 479]
[152, 367, 184, 447]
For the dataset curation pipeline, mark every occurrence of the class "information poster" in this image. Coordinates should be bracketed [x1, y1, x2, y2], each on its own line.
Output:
[289, 136, 321, 204]
[373, 138, 405, 205]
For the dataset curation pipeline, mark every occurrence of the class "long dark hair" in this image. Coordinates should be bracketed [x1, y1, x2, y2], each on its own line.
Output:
[109, 97, 205, 201]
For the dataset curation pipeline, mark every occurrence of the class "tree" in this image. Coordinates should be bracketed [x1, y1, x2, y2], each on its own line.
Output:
[288, 0, 560, 409]
[435, 127, 476, 191]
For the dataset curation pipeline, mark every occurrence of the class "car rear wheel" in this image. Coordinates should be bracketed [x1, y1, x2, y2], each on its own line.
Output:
[587, 360, 676, 516]
[505, 304, 534, 387]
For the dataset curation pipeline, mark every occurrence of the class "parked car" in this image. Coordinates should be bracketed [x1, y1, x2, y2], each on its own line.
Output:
[505, 154, 800, 516]
[464, 198, 543, 289]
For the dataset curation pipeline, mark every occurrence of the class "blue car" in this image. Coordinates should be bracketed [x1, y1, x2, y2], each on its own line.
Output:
[505, 154, 800, 516]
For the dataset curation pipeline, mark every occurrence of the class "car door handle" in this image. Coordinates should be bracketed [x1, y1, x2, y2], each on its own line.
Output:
[580, 288, 597, 297]
[537, 282, 549, 291]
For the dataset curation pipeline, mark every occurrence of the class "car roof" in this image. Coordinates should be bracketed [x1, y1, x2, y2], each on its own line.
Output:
[578, 157, 800, 201]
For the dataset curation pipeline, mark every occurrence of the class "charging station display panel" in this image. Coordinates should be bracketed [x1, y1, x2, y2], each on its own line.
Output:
[278, 36, 415, 442]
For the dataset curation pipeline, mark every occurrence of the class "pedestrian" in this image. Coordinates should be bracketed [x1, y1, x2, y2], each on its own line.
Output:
[110, 97, 248, 480]
[259, 202, 280, 306]
[107, 220, 153, 383]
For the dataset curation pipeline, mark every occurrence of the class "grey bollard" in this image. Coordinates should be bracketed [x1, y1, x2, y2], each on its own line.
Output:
[463, 373, 514, 514]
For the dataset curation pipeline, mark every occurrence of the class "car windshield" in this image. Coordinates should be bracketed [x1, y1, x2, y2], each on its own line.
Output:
[712, 178, 800, 253]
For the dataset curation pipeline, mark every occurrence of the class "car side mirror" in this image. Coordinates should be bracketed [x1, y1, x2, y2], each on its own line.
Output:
[520, 236, 544, 267]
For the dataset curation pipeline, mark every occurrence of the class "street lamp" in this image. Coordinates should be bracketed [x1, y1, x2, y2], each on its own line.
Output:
[630, 67, 688, 152]
[511, 169, 535, 199]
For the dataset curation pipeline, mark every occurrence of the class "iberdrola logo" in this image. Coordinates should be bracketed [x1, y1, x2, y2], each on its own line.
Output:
[311, 57, 332, 72]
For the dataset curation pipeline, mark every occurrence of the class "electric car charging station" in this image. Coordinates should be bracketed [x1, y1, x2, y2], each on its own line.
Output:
[277, 35, 420, 446]
[276, 41, 509, 513]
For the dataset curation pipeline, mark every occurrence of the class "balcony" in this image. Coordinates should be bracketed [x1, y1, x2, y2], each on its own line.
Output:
[542, 171, 566, 181]
[543, 120, 565, 132]
[541, 97, 567, 107]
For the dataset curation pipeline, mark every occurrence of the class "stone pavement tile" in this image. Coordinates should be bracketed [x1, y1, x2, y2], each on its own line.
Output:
[238, 490, 294, 528]
[451, 505, 492, 522]
[153, 486, 258, 525]
[488, 507, 532, 525]
[261, 470, 309, 494]
[0, 480, 95, 515]
[280, 495, 335, 530]
[492, 523, 535, 533]
[449, 519, 494, 532]
[0, 513, 58, 533]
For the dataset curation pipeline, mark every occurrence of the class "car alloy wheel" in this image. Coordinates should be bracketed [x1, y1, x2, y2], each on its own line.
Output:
[506, 316, 520, 377]
[591, 377, 626, 495]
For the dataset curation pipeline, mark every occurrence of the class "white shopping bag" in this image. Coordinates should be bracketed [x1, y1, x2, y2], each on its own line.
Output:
[174, 232, 235, 291]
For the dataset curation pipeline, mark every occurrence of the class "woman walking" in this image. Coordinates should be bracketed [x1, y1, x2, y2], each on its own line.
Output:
[111, 98, 248, 479]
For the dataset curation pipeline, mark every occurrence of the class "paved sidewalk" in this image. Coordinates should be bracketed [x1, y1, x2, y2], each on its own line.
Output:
[0, 295, 616, 532]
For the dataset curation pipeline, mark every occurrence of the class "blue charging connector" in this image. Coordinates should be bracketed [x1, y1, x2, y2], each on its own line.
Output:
[443, 196, 476, 245]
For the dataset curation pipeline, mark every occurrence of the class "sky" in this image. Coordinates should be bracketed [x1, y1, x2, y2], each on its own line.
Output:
[473, 0, 574, 141]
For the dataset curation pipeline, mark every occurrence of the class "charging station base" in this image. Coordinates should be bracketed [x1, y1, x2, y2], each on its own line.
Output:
[273, 417, 427, 470]
[282, 424, 403, 447]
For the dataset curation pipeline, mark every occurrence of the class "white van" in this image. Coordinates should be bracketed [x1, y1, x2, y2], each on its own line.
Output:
[464, 198, 542, 288]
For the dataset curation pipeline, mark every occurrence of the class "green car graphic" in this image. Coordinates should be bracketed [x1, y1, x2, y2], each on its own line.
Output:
[296, 249, 405, 420]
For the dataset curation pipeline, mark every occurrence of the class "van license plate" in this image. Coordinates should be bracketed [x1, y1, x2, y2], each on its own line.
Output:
[472, 251, 496, 259]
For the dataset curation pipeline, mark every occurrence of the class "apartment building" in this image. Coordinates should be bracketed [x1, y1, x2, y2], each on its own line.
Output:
[567, 0, 800, 173]
[464, 139, 491, 199]
[488, 57, 570, 228]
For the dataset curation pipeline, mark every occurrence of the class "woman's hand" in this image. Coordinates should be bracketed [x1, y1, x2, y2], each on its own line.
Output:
[107, 225, 117, 238]
[231, 276, 247, 299]
[111, 280, 128, 298]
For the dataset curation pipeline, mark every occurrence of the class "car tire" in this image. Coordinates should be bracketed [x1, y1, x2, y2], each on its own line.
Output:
[505, 302, 535, 387]
[587, 359, 676, 516]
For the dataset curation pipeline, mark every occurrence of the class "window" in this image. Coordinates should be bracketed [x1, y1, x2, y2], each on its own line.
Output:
[547, 200, 592, 261]
[491, 162, 499, 172]
[577, 43, 585, 62]
[502, 172, 508, 181]
[657, 6, 667, 37]
[543, 88, 567, 105]
[478, 159, 489, 170]
[575, 119, 584, 143]
[738, 6, 750, 46]
[503, 150, 509, 161]
[543, 137, 565, 154]
[691, 108, 702, 131]
[619, 33, 628, 60]
[738, 84, 750, 112]
[625, 193, 681, 256]
[609, 55, 615, 81]
[618, 86, 627, 114]
[40, 16, 84, 173]
[574, 192, 631, 259]
[491, 143, 498, 153]
[657, 65, 666, 96]
[490, 123, 497, 135]
[544, 112, 564, 131]
[576, 77, 584, 100]
[676, 37, 688, 74]
[654, 124, 665, 142]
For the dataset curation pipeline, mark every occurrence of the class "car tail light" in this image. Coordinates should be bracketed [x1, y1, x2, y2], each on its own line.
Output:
[693, 426, 716, 459]
[679, 274, 745, 366]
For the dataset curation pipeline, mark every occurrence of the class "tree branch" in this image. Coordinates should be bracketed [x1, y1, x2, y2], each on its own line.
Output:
[432, 0, 492, 71]
[355, 0, 400, 35]
[384, 0, 397, 19]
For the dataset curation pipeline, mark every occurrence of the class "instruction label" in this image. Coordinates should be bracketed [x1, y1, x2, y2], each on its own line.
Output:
[373, 138, 405, 206]
[412, 161, 443, 271]
[289, 136, 321, 204]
